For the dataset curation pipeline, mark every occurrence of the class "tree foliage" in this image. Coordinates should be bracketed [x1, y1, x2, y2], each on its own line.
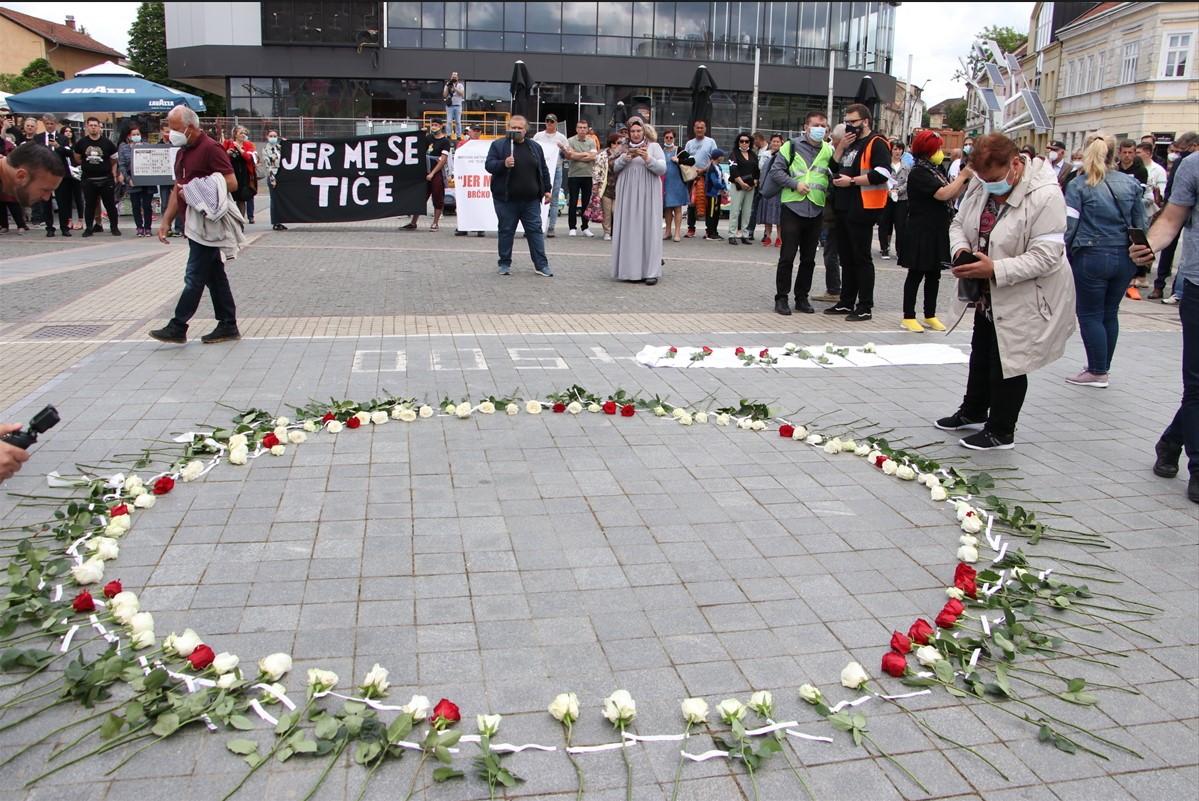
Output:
[0, 58, 61, 94]
[954, 25, 1029, 82]
[126, 1, 225, 115]
[945, 100, 968, 131]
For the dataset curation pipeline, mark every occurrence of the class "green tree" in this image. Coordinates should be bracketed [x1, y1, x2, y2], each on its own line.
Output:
[126, 1, 225, 114]
[945, 100, 968, 130]
[0, 58, 61, 93]
[954, 25, 1029, 82]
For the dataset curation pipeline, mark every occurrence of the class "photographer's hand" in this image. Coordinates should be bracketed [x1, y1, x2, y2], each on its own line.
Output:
[0, 424, 30, 483]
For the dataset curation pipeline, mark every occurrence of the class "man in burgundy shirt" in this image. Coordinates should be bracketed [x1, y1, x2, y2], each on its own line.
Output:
[150, 106, 241, 345]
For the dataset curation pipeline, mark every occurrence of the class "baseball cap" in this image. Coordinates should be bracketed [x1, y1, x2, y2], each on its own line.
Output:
[545, 114, 558, 123]
[1049, 140, 1065, 150]
[710, 148, 726, 159]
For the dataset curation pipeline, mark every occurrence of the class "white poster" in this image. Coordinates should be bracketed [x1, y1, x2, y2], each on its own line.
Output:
[453, 138, 559, 232]
[131, 145, 181, 186]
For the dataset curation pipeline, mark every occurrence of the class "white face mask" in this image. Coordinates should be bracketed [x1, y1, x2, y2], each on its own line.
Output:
[1047, 151, 1059, 162]
[1168, 152, 1181, 162]
[168, 128, 189, 147]
[1071, 160, 1083, 169]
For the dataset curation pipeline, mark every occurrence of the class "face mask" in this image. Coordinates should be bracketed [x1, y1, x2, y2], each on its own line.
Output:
[901, 152, 914, 168]
[130, 135, 141, 143]
[1168, 152, 1180, 162]
[268, 136, 278, 145]
[844, 123, 861, 137]
[509, 129, 525, 142]
[929, 150, 945, 166]
[1072, 160, 1083, 169]
[963, 145, 973, 155]
[983, 168, 1014, 196]
[808, 126, 826, 142]
[1047, 151, 1058, 162]
[168, 129, 189, 147]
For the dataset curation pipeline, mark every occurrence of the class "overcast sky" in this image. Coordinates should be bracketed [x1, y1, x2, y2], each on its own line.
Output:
[8, 1, 1033, 107]
[892, 1, 1035, 106]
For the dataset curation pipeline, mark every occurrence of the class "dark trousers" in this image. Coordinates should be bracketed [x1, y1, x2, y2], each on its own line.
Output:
[746, 190, 762, 238]
[129, 189, 154, 230]
[39, 199, 55, 231]
[172, 238, 237, 329]
[776, 208, 823, 301]
[879, 199, 908, 259]
[959, 307, 1028, 440]
[1162, 280, 1199, 474]
[567, 177, 592, 230]
[493, 197, 549, 271]
[1071, 246, 1136, 375]
[1154, 232, 1181, 292]
[835, 214, 878, 311]
[50, 183, 72, 232]
[822, 222, 841, 294]
[903, 270, 942, 318]
[705, 196, 721, 237]
[159, 185, 183, 233]
[66, 179, 84, 219]
[83, 179, 119, 230]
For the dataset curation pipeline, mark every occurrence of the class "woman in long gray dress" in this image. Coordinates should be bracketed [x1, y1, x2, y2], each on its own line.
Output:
[611, 117, 667, 285]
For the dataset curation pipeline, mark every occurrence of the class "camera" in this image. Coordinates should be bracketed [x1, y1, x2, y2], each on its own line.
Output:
[0, 405, 60, 450]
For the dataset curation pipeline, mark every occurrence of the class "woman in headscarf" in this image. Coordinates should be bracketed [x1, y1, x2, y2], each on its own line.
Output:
[611, 117, 667, 285]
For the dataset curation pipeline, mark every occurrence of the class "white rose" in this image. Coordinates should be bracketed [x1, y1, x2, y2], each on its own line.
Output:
[896, 465, 917, 481]
[401, 694, 430, 718]
[960, 514, 983, 535]
[841, 439, 857, 451]
[654, 406, 668, 417]
[419, 405, 434, 418]
[477, 713, 502, 736]
[957, 544, 979, 563]
[671, 407, 686, 419]
[228, 433, 249, 450]
[180, 460, 205, 482]
[680, 697, 709, 725]
[587, 403, 602, 413]
[131, 629, 155, 649]
[602, 689, 636, 725]
[260, 683, 288, 704]
[217, 672, 238, 690]
[694, 411, 708, 424]
[71, 558, 104, 585]
[863, 342, 877, 353]
[109, 591, 140, 623]
[792, 425, 809, 441]
[398, 408, 418, 423]
[273, 425, 288, 440]
[325, 420, 344, 434]
[525, 400, 542, 415]
[123, 475, 144, 493]
[736, 417, 752, 430]
[823, 438, 842, 454]
[166, 628, 201, 657]
[303, 420, 318, 433]
[882, 459, 898, 476]
[443, 402, 456, 414]
[88, 536, 120, 561]
[945, 587, 966, 601]
[798, 684, 823, 705]
[506, 403, 520, 416]
[924, 474, 942, 489]
[954, 501, 974, 521]
[129, 611, 155, 634]
[455, 402, 472, 419]
[959, 534, 978, 546]
[127, 484, 147, 499]
[363, 411, 383, 426]
[866, 449, 883, 462]
[105, 514, 131, 536]
[275, 416, 289, 427]
[805, 433, 823, 445]
[716, 698, 746, 723]
[288, 430, 307, 445]
[930, 486, 949, 502]
[390, 406, 405, 420]
[749, 690, 773, 716]
[716, 413, 731, 426]
[307, 668, 340, 693]
[751, 420, 767, 431]
[212, 652, 240, 674]
[270, 444, 286, 456]
[854, 444, 872, 457]
[566, 401, 582, 415]
[133, 493, 156, 509]
[678, 412, 693, 426]
[360, 663, 390, 697]
[915, 645, 944, 667]
[258, 652, 293, 681]
[228, 444, 249, 464]
[840, 661, 870, 690]
[355, 411, 371, 425]
[548, 692, 580, 723]
[480, 401, 496, 415]
[784, 342, 798, 351]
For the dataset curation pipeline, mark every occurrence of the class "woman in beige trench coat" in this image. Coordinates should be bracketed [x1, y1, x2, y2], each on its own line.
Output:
[934, 133, 1076, 450]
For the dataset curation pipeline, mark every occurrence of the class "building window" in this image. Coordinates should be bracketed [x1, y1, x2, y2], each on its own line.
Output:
[1120, 41, 1138, 84]
[264, 1, 381, 45]
[1096, 51, 1105, 90]
[1161, 32, 1193, 78]
[1085, 53, 1095, 93]
[1035, 3, 1053, 51]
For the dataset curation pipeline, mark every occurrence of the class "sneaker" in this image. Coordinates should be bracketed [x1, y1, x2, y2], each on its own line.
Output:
[61, 229, 71, 237]
[880, 251, 890, 260]
[740, 237, 752, 245]
[1153, 439, 1181, 478]
[728, 236, 739, 245]
[774, 236, 782, 247]
[535, 266, 554, 277]
[149, 324, 187, 344]
[774, 298, 792, 316]
[200, 324, 240, 344]
[846, 310, 872, 322]
[923, 316, 947, 332]
[935, 411, 986, 432]
[455, 230, 469, 236]
[901, 318, 925, 333]
[1162, 295, 1179, 305]
[812, 292, 840, 302]
[498, 265, 511, 275]
[475, 232, 484, 237]
[81, 229, 93, 238]
[1125, 286, 1141, 301]
[110, 227, 121, 236]
[795, 299, 815, 314]
[960, 430, 1015, 451]
[1189, 474, 1199, 504]
[684, 229, 695, 238]
[1065, 370, 1109, 388]
[823, 305, 852, 315]
[46, 229, 55, 237]
[703, 234, 722, 241]
[583, 229, 594, 238]
[603, 233, 611, 241]
[568, 229, 577, 237]
[546, 229, 556, 238]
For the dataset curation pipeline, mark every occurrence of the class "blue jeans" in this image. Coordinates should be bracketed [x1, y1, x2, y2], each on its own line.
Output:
[1163, 279, 1199, 474]
[547, 165, 563, 231]
[128, 188, 154, 230]
[1071, 246, 1136, 374]
[493, 197, 549, 272]
[445, 105, 462, 135]
[172, 238, 237, 328]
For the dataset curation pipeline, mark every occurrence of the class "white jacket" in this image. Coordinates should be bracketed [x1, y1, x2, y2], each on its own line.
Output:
[183, 173, 246, 261]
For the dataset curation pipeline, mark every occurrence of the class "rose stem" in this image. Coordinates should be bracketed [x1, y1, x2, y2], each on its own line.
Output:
[1008, 667, 1138, 694]
[669, 722, 692, 801]
[566, 723, 584, 801]
[0, 696, 70, 734]
[619, 723, 633, 801]
[861, 732, 929, 793]
[25, 729, 153, 786]
[220, 697, 314, 801]
[299, 738, 347, 801]
[400, 750, 430, 801]
[0, 706, 110, 768]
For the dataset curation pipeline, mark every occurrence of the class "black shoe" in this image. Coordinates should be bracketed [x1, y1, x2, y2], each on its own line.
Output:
[46, 229, 55, 237]
[823, 305, 852, 315]
[960, 430, 1014, 451]
[81, 229, 93, 238]
[454, 230, 468, 236]
[110, 227, 121, 236]
[1154, 440, 1181, 478]
[774, 298, 792, 316]
[645, 278, 658, 286]
[846, 310, 872, 321]
[149, 324, 187, 344]
[475, 232, 484, 237]
[795, 299, 815, 314]
[935, 411, 986, 431]
[62, 229, 71, 237]
[728, 237, 739, 245]
[1189, 474, 1199, 504]
[740, 237, 752, 245]
[200, 324, 241, 344]
[93, 224, 104, 233]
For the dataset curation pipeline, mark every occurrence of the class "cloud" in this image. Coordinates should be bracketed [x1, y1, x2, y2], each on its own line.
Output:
[892, 1, 1035, 107]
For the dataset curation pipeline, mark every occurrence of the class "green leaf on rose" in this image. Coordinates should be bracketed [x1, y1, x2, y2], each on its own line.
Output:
[151, 712, 180, 737]
[432, 766, 464, 782]
[226, 738, 259, 756]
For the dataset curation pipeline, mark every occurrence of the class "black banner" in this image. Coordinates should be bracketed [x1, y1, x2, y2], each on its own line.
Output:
[272, 132, 429, 223]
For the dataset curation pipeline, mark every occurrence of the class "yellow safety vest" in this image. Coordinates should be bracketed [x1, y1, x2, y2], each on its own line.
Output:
[779, 139, 835, 207]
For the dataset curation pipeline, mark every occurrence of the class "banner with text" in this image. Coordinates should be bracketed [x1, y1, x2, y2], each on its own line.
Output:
[452, 139, 560, 232]
[272, 132, 429, 224]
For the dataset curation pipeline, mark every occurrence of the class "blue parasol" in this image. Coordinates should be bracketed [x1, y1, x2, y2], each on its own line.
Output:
[4, 63, 205, 114]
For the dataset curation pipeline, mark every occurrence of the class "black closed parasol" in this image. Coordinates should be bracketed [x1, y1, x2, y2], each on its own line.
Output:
[510, 60, 534, 119]
[688, 64, 717, 137]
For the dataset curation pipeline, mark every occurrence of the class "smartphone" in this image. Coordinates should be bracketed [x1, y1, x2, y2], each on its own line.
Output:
[951, 250, 977, 267]
[1127, 227, 1150, 247]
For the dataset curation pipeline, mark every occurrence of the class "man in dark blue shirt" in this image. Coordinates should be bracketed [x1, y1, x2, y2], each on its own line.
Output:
[485, 115, 553, 277]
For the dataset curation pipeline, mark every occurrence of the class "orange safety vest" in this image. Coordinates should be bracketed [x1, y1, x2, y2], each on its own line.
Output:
[859, 135, 888, 210]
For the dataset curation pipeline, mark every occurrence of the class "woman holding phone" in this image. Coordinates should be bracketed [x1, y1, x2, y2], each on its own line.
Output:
[611, 117, 667, 284]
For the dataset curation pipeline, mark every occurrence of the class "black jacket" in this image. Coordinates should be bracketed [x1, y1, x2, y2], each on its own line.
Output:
[485, 137, 551, 202]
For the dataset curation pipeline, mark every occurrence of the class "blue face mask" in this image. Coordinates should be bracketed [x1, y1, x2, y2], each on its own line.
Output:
[808, 126, 826, 142]
[901, 152, 914, 168]
[983, 168, 1013, 195]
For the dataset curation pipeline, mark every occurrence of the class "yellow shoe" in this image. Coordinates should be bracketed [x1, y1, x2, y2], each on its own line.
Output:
[901, 318, 925, 333]
[923, 317, 947, 332]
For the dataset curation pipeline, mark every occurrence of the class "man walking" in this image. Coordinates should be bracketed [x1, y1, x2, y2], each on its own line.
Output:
[1044, 140, 1067, 179]
[31, 114, 64, 237]
[150, 106, 240, 345]
[826, 104, 891, 321]
[73, 116, 121, 237]
[684, 120, 719, 238]
[1151, 132, 1199, 301]
[562, 119, 596, 237]
[769, 111, 834, 316]
[158, 119, 183, 236]
[484, 115, 553, 277]
[533, 114, 569, 237]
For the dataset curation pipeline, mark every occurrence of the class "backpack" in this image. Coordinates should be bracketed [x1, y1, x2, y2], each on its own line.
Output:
[758, 142, 799, 199]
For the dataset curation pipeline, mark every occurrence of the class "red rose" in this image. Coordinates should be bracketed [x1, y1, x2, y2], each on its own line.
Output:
[908, 618, 934, 645]
[187, 644, 215, 670]
[103, 579, 122, 598]
[953, 563, 977, 584]
[935, 609, 958, 629]
[874, 455, 888, 468]
[943, 598, 965, 616]
[72, 591, 95, 613]
[620, 404, 635, 417]
[735, 347, 745, 356]
[669, 346, 678, 353]
[702, 346, 712, 354]
[759, 349, 770, 358]
[552, 402, 566, 413]
[322, 412, 336, 422]
[346, 416, 361, 429]
[430, 698, 461, 729]
[152, 476, 175, 495]
[602, 401, 617, 415]
[109, 504, 129, 517]
[262, 433, 280, 448]
[779, 424, 795, 438]
[890, 631, 912, 654]
[953, 564, 978, 597]
[881, 651, 907, 677]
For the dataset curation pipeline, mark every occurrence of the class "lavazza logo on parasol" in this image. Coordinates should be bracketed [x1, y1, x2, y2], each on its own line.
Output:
[63, 85, 137, 94]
